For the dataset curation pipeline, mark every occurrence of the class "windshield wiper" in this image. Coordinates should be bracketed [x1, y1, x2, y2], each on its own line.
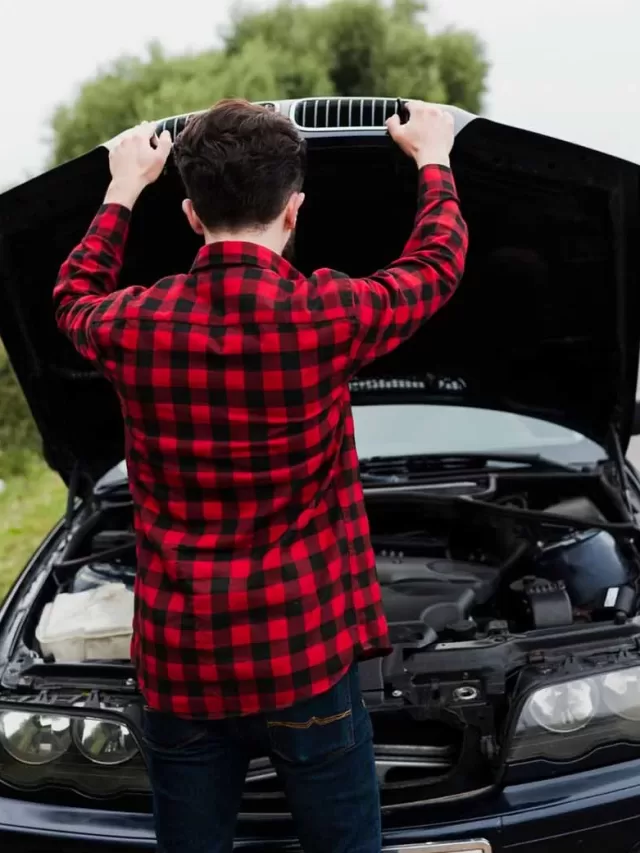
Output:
[359, 452, 584, 484]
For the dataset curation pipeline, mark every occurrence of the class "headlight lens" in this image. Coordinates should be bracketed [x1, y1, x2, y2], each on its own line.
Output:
[0, 702, 150, 798]
[0, 712, 71, 765]
[526, 679, 597, 733]
[601, 670, 640, 722]
[509, 665, 640, 763]
[72, 717, 138, 766]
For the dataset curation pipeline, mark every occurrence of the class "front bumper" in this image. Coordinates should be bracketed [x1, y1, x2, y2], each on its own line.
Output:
[3, 758, 640, 852]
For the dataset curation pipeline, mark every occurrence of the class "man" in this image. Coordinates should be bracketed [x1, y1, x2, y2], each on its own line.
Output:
[54, 98, 468, 853]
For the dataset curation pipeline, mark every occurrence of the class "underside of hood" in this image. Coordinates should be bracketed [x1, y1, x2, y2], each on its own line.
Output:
[0, 107, 639, 488]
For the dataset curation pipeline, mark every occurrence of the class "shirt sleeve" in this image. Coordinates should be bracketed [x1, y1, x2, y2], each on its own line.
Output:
[53, 202, 138, 365]
[315, 165, 468, 373]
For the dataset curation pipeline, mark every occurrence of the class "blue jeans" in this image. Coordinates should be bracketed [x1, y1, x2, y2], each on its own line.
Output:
[142, 665, 381, 853]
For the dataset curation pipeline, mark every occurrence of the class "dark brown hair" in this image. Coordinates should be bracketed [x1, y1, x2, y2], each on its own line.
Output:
[173, 99, 307, 232]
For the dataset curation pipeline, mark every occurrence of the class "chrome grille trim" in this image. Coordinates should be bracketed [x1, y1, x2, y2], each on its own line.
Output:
[291, 97, 397, 130]
[152, 101, 279, 141]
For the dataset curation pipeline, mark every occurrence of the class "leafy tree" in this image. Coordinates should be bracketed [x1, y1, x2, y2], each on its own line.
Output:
[48, 0, 487, 166]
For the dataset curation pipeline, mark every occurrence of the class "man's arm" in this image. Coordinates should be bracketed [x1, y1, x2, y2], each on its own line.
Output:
[345, 161, 467, 369]
[53, 203, 134, 363]
[312, 101, 467, 371]
[53, 123, 172, 364]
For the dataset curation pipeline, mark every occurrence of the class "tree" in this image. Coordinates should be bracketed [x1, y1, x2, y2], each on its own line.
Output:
[49, 0, 488, 167]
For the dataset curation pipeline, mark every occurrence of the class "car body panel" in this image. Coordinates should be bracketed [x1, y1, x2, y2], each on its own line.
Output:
[4, 757, 640, 851]
[1, 97, 639, 486]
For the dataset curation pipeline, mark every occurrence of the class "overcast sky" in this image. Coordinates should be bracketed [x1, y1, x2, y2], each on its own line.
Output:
[1, 0, 638, 188]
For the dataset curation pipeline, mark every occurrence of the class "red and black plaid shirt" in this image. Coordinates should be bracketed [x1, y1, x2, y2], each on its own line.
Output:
[54, 164, 467, 719]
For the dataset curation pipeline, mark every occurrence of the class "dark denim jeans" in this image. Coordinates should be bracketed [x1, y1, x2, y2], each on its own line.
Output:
[142, 665, 381, 853]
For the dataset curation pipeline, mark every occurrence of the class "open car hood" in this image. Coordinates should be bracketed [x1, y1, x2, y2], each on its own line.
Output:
[1, 104, 640, 487]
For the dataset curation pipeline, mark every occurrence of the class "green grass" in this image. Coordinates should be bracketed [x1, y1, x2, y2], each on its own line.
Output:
[0, 456, 66, 603]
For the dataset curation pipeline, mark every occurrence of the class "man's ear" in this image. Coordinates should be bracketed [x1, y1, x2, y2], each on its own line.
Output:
[182, 198, 205, 236]
[283, 192, 305, 232]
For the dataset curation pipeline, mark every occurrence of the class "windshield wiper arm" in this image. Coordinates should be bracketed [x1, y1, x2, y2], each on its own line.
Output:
[359, 452, 582, 483]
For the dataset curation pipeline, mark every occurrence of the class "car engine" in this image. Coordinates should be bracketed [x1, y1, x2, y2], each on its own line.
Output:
[364, 469, 640, 643]
[5, 466, 639, 815]
[31, 468, 640, 664]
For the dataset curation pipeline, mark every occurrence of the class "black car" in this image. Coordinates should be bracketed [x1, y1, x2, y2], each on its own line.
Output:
[1, 96, 640, 853]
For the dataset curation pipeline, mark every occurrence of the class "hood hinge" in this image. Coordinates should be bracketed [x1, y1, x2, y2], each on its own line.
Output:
[608, 423, 632, 516]
[64, 463, 81, 529]
[64, 462, 95, 527]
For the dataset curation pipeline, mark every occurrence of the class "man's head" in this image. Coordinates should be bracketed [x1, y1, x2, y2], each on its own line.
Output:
[173, 99, 307, 256]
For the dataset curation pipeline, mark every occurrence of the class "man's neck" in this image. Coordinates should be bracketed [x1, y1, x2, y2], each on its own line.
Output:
[203, 226, 283, 256]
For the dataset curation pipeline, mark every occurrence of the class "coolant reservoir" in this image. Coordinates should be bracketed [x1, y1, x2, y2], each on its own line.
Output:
[35, 583, 133, 662]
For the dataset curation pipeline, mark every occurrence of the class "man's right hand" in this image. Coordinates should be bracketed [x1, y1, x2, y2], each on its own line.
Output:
[104, 122, 173, 210]
[386, 101, 454, 169]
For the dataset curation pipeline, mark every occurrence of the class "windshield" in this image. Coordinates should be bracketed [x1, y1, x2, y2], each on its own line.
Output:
[96, 405, 607, 494]
[352, 405, 606, 466]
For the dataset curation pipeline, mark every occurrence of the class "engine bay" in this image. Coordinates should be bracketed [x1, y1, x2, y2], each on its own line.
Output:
[4, 463, 640, 810]
[367, 471, 640, 644]
[26, 466, 640, 667]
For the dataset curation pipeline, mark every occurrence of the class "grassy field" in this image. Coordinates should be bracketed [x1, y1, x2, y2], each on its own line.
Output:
[0, 457, 66, 602]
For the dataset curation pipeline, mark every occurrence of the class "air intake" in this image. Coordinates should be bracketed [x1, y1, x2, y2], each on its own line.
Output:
[293, 97, 397, 130]
[155, 113, 195, 140]
[241, 743, 456, 815]
[154, 102, 280, 141]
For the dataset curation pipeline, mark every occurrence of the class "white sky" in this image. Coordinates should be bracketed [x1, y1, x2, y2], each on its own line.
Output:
[0, 0, 639, 188]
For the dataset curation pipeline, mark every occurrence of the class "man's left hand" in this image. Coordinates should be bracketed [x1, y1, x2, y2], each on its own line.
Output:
[105, 122, 172, 209]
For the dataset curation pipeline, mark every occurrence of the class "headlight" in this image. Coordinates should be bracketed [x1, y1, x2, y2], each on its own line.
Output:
[601, 670, 640, 722]
[509, 665, 640, 764]
[0, 702, 149, 799]
[0, 712, 71, 765]
[526, 679, 597, 733]
[73, 717, 138, 766]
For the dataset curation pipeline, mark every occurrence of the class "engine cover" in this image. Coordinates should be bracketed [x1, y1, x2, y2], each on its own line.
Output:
[377, 553, 501, 636]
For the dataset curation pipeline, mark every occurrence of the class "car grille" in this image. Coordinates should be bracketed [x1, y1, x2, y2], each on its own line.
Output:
[292, 97, 397, 129]
[247, 742, 452, 785]
[241, 742, 455, 814]
[154, 102, 280, 141]
[155, 114, 193, 139]
[239, 711, 465, 815]
[154, 98, 396, 138]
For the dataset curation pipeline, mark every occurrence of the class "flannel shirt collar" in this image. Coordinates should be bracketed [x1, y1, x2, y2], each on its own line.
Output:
[190, 241, 297, 278]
